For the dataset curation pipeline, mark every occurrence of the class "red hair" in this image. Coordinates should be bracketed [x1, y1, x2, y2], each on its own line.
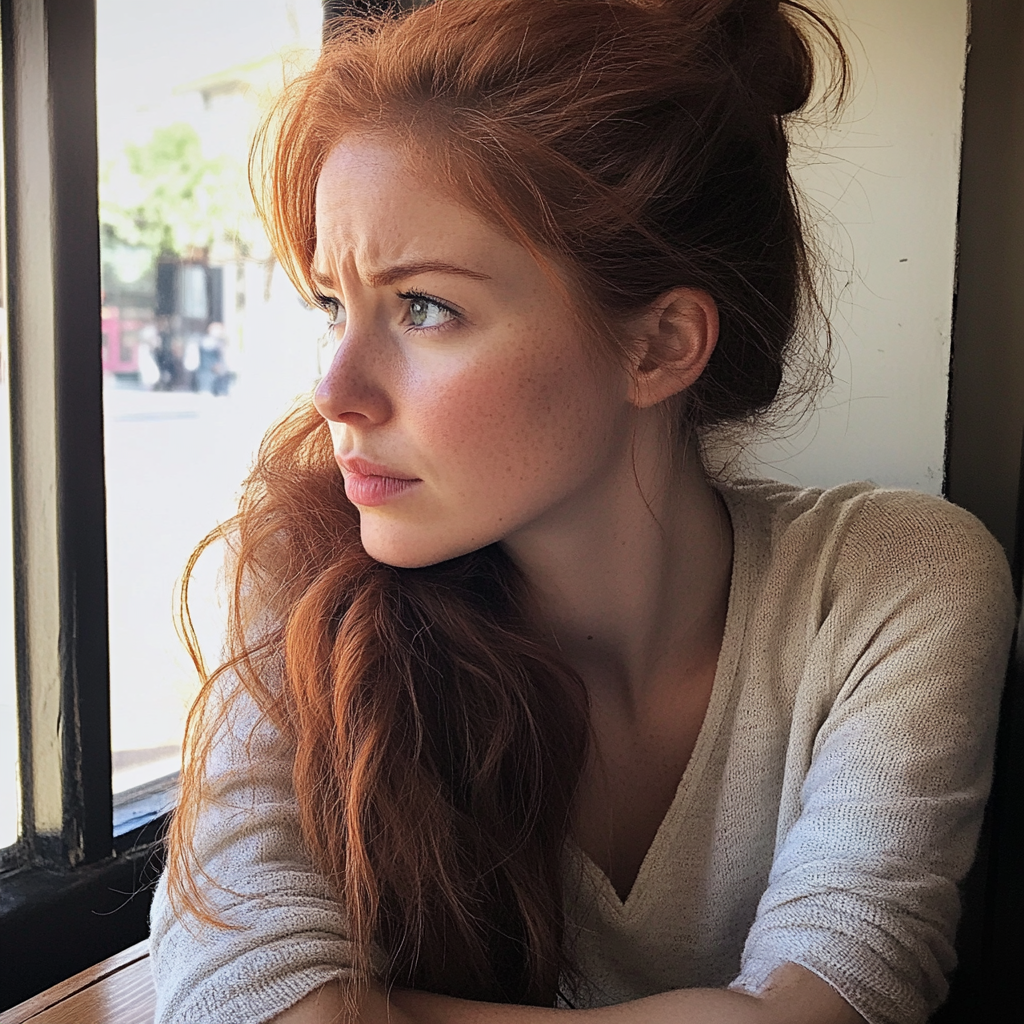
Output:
[168, 0, 846, 1011]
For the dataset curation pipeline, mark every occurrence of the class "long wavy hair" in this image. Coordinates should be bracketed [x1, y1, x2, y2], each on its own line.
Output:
[167, 0, 847, 1010]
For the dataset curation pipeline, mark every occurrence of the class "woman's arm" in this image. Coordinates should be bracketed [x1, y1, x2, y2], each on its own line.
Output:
[271, 980, 410, 1024]
[400, 965, 861, 1024]
[149, 664, 355, 1024]
[272, 965, 863, 1024]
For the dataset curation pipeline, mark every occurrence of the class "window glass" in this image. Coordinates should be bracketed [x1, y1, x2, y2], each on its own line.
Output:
[96, 0, 326, 800]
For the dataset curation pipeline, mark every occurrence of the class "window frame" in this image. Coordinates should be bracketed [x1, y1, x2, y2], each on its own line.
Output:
[5, 0, 112, 873]
[0, 0, 164, 1007]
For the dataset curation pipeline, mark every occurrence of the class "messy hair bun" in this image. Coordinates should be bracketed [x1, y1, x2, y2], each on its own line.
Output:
[707, 0, 818, 115]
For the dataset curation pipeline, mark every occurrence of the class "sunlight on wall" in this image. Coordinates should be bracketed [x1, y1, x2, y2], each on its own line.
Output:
[748, 0, 968, 494]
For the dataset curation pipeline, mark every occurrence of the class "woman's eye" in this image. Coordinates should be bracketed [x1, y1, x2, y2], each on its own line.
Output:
[405, 296, 455, 330]
[315, 294, 346, 327]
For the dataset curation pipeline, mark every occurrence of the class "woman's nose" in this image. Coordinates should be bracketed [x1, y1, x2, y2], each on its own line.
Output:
[312, 328, 392, 425]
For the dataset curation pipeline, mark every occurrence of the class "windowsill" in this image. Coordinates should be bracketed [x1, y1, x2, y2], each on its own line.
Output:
[0, 834, 164, 1012]
[113, 771, 178, 838]
[0, 773, 169, 1009]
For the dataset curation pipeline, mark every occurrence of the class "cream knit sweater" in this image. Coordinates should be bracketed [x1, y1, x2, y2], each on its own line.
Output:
[149, 479, 1017, 1024]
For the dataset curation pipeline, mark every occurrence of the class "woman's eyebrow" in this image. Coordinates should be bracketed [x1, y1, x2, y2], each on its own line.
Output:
[309, 261, 491, 290]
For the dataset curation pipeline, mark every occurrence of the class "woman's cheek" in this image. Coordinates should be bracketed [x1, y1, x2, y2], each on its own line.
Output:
[419, 353, 572, 494]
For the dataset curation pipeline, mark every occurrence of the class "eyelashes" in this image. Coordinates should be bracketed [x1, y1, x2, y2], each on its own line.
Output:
[311, 290, 462, 334]
[313, 293, 344, 326]
[397, 291, 459, 330]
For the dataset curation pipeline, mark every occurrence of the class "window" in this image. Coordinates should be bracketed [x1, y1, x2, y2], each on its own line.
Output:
[97, 0, 325, 829]
[0, 0, 339, 1008]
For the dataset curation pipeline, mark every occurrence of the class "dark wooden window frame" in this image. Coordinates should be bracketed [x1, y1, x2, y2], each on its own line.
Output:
[0, 0, 168, 1009]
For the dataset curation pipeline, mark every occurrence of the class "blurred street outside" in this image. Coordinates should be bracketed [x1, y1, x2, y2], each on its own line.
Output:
[105, 263, 324, 792]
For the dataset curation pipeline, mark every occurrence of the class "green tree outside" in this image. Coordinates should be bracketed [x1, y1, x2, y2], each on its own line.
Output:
[100, 122, 260, 263]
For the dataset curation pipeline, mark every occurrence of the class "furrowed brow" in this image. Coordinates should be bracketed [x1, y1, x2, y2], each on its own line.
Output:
[309, 267, 335, 291]
[309, 261, 490, 291]
[367, 261, 492, 287]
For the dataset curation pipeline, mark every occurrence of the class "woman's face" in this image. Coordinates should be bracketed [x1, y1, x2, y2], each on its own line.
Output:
[312, 137, 638, 568]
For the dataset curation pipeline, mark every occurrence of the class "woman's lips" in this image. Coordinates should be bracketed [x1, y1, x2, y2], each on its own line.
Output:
[337, 455, 421, 507]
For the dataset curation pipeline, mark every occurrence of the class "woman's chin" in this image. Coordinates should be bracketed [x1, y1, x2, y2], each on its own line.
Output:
[359, 522, 487, 569]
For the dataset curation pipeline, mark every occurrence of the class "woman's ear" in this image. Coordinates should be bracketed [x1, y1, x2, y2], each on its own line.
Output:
[626, 287, 719, 409]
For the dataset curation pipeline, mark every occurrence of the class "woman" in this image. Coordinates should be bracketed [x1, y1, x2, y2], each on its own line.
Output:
[149, 2, 1017, 1023]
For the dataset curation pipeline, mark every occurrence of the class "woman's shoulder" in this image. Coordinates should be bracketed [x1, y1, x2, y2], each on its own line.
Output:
[719, 476, 1015, 613]
[720, 475, 1005, 556]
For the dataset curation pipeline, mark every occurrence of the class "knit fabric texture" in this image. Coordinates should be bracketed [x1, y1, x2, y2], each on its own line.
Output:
[149, 479, 1017, 1024]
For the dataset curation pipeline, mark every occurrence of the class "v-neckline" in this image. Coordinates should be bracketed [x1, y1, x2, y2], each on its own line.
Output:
[569, 486, 752, 914]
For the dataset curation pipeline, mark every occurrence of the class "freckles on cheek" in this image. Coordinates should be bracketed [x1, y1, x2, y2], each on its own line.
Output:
[425, 372, 519, 467]
[423, 359, 564, 490]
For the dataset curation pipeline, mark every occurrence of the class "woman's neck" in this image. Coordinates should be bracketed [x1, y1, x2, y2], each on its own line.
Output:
[502, 423, 733, 709]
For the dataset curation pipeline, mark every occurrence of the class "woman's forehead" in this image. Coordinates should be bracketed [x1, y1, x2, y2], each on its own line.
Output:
[312, 138, 530, 284]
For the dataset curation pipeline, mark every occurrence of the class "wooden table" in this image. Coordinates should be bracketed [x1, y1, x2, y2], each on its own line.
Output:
[0, 942, 154, 1024]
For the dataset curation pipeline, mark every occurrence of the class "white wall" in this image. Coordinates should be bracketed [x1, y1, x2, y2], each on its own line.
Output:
[748, 0, 969, 494]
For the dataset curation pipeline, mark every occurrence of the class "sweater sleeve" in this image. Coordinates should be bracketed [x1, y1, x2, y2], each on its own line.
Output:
[731, 492, 1017, 1024]
[149, 663, 354, 1024]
